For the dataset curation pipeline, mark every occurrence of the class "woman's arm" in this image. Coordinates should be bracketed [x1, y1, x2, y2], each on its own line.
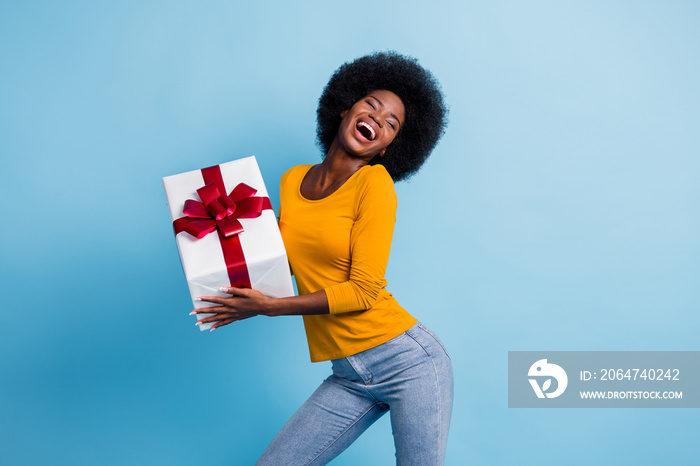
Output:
[324, 167, 397, 314]
[192, 287, 329, 331]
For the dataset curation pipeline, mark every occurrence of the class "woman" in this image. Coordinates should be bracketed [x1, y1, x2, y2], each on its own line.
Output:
[194, 51, 452, 465]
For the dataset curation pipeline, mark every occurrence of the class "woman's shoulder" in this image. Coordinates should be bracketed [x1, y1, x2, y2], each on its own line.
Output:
[356, 164, 395, 192]
[353, 164, 397, 210]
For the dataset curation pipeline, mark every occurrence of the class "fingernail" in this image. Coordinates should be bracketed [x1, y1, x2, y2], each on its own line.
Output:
[220, 287, 228, 292]
[195, 297, 202, 301]
[189, 311, 196, 315]
[195, 321, 202, 326]
[210, 326, 216, 332]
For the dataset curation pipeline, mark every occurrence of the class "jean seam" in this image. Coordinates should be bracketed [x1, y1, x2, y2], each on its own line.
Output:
[429, 352, 442, 465]
[405, 329, 444, 465]
[406, 330, 432, 358]
[305, 402, 385, 465]
[417, 323, 451, 361]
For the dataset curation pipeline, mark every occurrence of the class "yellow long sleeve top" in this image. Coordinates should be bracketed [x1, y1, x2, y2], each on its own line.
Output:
[279, 164, 417, 362]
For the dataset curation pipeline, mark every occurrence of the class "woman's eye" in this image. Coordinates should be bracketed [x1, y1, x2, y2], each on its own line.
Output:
[388, 121, 395, 130]
[366, 100, 375, 109]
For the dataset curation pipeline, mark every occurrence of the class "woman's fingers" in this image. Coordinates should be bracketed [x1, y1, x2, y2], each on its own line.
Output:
[209, 318, 233, 331]
[191, 287, 266, 329]
[192, 308, 257, 323]
[210, 313, 255, 331]
[190, 305, 232, 315]
[219, 286, 251, 296]
[195, 312, 234, 324]
[200, 312, 256, 331]
[196, 287, 251, 304]
[196, 296, 230, 305]
[188, 286, 261, 332]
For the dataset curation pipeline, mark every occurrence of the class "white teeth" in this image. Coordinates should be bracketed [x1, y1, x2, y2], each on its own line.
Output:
[357, 121, 376, 140]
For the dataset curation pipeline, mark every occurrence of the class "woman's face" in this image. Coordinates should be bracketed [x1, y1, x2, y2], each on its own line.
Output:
[336, 89, 405, 160]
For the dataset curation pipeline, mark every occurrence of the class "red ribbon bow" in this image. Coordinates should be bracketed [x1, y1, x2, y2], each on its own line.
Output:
[172, 165, 273, 288]
[173, 182, 272, 239]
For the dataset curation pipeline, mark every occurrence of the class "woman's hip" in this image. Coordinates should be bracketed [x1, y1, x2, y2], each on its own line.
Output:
[330, 322, 452, 388]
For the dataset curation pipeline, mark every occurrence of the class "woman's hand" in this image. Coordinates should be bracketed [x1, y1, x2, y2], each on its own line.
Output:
[192, 287, 330, 331]
[192, 287, 272, 331]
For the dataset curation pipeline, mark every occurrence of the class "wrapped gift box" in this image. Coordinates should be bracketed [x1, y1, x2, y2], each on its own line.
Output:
[163, 156, 294, 330]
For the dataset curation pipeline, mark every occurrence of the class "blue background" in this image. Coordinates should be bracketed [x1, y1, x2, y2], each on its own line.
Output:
[1, 1, 698, 464]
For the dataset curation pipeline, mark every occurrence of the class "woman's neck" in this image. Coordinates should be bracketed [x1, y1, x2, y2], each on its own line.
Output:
[301, 141, 370, 200]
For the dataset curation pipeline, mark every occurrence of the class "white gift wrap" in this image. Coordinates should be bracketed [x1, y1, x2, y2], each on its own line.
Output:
[163, 156, 295, 331]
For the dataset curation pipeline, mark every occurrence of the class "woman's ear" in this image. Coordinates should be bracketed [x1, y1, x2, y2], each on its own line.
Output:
[340, 110, 348, 118]
[378, 148, 386, 157]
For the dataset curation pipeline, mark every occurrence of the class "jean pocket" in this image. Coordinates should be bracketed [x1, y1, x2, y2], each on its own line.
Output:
[385, 331, 409, 345]
[417, 323, 451, 361]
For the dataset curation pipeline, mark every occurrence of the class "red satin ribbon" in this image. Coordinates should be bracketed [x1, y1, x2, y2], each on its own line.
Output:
[173, 165, 272, 288]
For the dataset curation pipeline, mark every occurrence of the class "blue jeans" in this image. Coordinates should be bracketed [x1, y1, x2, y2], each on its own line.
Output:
[256, 322, 453, 465]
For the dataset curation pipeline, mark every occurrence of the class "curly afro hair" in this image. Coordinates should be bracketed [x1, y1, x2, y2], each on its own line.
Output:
[316, 51, 448, 182]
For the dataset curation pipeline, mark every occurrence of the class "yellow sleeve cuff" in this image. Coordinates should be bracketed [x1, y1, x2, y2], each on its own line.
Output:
[325, 282, 362, 314]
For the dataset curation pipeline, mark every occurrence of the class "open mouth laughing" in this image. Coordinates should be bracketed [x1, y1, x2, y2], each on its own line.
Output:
[356, 120, 377, 141]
